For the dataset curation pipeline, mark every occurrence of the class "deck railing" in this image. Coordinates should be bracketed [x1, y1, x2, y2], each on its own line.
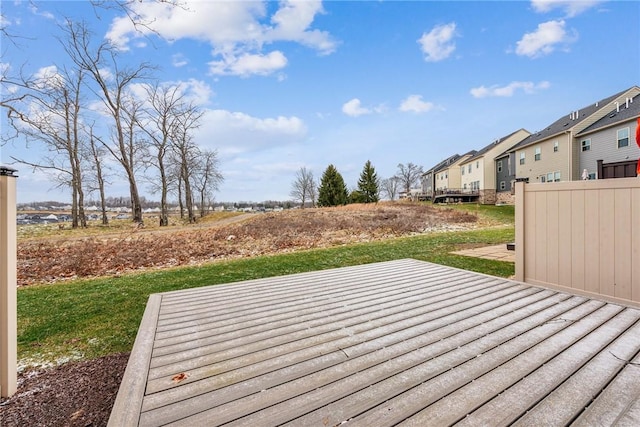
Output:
[434, 188, 479, 196]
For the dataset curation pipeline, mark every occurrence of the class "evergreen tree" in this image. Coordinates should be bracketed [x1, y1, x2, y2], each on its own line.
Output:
[317, 164, 348, 207]
[349, 189, 364, 204]
[357, 160, 380, 203]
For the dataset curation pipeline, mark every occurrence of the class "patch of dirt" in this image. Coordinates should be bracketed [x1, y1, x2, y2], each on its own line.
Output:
[3, 202, 480, 426]
[0, 353, 129, 427]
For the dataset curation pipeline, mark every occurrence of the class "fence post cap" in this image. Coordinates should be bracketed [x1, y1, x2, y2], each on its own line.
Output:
[0, 166, 18, 177]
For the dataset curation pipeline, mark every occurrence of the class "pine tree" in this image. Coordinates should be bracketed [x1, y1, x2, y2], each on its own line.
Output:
[357, 160, 380, 203]
[317, 164, 348, 207]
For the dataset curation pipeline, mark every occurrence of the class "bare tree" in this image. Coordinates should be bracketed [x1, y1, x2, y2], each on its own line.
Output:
[171, 102, 204, 223]
[394, 162, 424, 195]
[90, 0, 186, 38]
[191, 149, 224, 217]
[138, 83, 184, 226]
[380, 176, 401, 201]
[4, 65, 88, 227]
[290, 167, 316, 208]
[86, 125, 110, 225]
[62, 19, 155, 224]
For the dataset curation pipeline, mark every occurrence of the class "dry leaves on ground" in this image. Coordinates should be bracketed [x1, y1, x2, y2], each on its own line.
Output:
[17, 203, 477, 286]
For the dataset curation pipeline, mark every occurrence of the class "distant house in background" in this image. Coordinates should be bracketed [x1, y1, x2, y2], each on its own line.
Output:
[421, 154, 461, 200]
[434, 151, 476, 192]
[509, 86, 640, 185]
[432, 151, 477, 203]
[459, 129, 530, 204]
[576, 94, 640, 179]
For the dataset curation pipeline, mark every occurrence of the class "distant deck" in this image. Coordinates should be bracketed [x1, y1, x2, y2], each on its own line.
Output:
[109, 259, 640, 426]
[432, 188, 479, 203]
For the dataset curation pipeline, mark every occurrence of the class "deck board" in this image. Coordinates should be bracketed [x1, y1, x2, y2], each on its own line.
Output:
[108, 259, 640, 427]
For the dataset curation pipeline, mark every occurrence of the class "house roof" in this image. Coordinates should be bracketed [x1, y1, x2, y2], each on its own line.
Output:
[423, 154, 461, 175]
[459, 128, 528, 165]
[509, 86, 639, 152]
[576, 94, 640, 136]
[439, 150, 477, 171]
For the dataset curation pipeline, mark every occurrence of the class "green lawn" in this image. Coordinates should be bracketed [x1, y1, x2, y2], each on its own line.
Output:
[17, 206, 515, 368]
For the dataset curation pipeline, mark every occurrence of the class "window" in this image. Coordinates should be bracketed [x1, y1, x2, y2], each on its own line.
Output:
[541, 175, 546, 183]
[588, 173, 596, 180]
[617, 127, 629, 148]
[463, 183, 467, 189]
[497, 160, 503, 173]
[581, 139, 591, 152]
[476, 161, 479, 169]
[534, 147, 541, 161]
[461, 167, 465, 175]
[468, 164, 472, 173]
[520, 152, 525, 165]
[500, 181, 506, 190]
[547, 172, 553, 182]
[554, 171, 561, 182]
[553, 141, 559, 152]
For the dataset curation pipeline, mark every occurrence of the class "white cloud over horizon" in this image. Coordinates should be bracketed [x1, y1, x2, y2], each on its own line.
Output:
[531, 0, 605, 17]
[342, 98, 371, 117]
[470, 81, 551, 98]
[105, 0, 336, 77]
[195, 109, 307, 157]
[515, 19, 577, 58]
[399, 95, 436, 113]
[417, 22, 458, 62]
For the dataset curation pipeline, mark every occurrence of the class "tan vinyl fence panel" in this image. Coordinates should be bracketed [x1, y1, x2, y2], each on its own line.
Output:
[515, 178, 640, 307]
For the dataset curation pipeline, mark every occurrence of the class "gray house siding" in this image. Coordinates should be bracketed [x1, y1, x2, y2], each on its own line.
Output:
[579, 119, 640, 178]
[495, 153, 514, 192]
[421, 172, 434, 198]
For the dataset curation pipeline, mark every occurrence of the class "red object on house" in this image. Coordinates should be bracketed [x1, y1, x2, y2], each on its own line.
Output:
[637, 117, 640, 175]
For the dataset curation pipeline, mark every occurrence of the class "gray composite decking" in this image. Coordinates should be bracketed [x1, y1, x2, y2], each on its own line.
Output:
[108, 259, 640, 426]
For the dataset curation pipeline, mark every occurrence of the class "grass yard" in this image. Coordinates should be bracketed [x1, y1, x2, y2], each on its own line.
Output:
[16, 203, 515, 369]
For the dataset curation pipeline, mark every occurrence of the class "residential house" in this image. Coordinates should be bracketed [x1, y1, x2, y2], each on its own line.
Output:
[459, 129, 530, 204]
[494, 150, 517, 203]
[508, 86, 640, 185]
[420, 154, 461, 200]
[433, 150, 476, 201]
[576, 93, 640, 179]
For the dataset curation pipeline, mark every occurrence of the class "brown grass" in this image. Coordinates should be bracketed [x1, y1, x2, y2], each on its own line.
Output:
[17, 202, 478, 286]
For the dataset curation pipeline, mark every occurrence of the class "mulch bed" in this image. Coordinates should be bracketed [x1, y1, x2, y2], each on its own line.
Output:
[0, 353, 129, 427]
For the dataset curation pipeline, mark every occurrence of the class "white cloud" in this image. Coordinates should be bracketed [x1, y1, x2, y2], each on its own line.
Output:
[266, 0, 336, 55]
[342, 99, 371, 117]
[209, 51, 288, 77]
[33, 65, 63, 89]
[126, 79, 214, 114]
[417, 22, 458, 62]
[399, 95, 436, 113]
[470, 81, 551, 98]
[28, 4, 55, 20]
[106, 0, 336, 76]
[531, 0, 604, 17]
[515, 20, 577, 58]
[196, 109, 307, 156]
[172, 54, 188, 68]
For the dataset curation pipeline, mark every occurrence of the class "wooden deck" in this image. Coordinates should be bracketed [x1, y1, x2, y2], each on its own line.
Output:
[109, 259, 640, 426]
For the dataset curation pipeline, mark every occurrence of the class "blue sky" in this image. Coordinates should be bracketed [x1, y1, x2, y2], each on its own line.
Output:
[1, 0, 639, 204]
